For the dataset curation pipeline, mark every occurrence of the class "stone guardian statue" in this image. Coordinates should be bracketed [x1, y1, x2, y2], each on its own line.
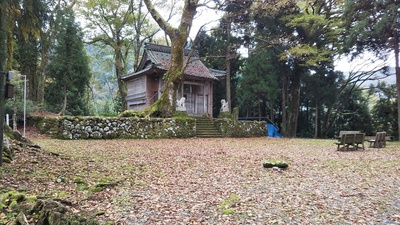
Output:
[220, 99, 229, 112]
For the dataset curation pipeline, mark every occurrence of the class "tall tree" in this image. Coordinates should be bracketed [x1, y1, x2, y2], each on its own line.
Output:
[249, 1, 296, 136]
[301, 69, 340, 138]
[37, 0, 74, 104]
[0, 0, 7, 71]
[249, 0, 299, 136]
[6, 0, 74, 105]
[238, 46, 279, 121]
[78, 0, 134, 111]
[0, 0, 9, 167]
[342, 0, 400, 140]
[249, 0, 343, 137]
[334, 85, 373, 134]
[45, 9, 91, 116]
[78, 0, 158, 111]
[143, 0, 201, 117]
[370, 82, 398, 139]
[219, 0, 251, 112]
[7, 0, 45, 103]
[195, 23, 243, 117]
[285, 0, 343, 137]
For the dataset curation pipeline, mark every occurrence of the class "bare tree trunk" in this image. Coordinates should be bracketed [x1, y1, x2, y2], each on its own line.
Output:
[39, 36, 49, 104]
[281, 65, 287, 136]
[13, 96, 17, 131]
[38, 2, 60, 105]
[6, 8, 14, 71]
[225, 15, 232, 112]
[143, 0, 198, 117]
[115, 39, 127, 111]
[394, 28, 400, 141]
[314, 99, 318, 138]
[269, 100, 274, 123]
[258, 97, 261, 121]
[59, 83, 67, 116]
[132, 0, 158, 71]
[0, 0, 8, 167]
[287, 73, 301, 137]
[133, 0, 144, 71]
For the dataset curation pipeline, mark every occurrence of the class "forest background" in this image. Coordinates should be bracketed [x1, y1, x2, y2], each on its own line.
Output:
[0, 0, 399, 139]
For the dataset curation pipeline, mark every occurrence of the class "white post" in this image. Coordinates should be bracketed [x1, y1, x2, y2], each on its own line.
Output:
[22, 75, 26, 137]
[6, 114, 9, 126]
[17, 75, 27, 137]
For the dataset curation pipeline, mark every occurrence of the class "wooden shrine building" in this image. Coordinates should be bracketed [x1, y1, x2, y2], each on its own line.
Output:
[121, 43, 226, 117]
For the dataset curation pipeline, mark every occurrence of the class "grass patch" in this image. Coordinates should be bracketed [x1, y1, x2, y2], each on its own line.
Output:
[220, 193, 239, 215]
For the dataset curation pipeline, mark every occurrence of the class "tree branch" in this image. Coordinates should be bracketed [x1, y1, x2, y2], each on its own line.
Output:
[143, 0, 174, 37]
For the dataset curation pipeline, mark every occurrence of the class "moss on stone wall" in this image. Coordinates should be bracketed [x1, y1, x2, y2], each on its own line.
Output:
[0, 191, 102, 225]
[28, 116, 267, 139]
[29, 116, 62, 137]
[214, 119, 267, 137]
[29, 116, 196, 140]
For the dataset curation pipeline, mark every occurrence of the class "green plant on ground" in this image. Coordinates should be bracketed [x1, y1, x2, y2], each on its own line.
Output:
[263, 159, 289, 169]
[55, 191, 69, 198]
[89, 178, 120, 192]
[220, 193, 239, 215]
[0, 191, 37, 211]
[2, 212, 18, 223]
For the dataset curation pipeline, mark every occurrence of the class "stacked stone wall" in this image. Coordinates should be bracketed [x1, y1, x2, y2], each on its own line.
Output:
[29, 116, 267, 139]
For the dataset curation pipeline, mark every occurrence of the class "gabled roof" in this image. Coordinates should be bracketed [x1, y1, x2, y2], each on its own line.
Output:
[122, 43, 226, 81]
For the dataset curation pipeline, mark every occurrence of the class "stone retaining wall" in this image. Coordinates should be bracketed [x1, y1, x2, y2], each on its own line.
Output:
[31, 116, 196, 139]
[29, 116, 267, 139]
[214, 119, 267, 137]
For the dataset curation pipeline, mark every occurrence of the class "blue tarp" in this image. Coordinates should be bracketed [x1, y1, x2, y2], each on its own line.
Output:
[267, 123, 282, 138]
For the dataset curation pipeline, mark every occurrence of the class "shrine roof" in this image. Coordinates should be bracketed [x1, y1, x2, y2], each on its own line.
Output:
[122, 43, 226, 80]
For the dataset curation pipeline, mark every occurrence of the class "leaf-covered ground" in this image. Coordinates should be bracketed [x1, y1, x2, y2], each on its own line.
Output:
[1, 130, 400, 224]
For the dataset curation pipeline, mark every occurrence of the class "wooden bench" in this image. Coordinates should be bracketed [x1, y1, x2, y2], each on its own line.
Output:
[335, 133, 354, 151]
[335, 132, 365, 151]
[335, 131, 360, 139]
[354, 133, 365, 150]
[367, 132, 386, 148]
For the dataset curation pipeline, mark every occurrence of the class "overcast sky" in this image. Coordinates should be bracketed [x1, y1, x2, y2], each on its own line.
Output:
[148, 2, 398, 74]
[189, 8, 222, 38]
[334, 52, 396, 72]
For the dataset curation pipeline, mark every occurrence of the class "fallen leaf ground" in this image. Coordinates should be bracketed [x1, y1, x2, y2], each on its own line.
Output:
[1, 129, 400, 224]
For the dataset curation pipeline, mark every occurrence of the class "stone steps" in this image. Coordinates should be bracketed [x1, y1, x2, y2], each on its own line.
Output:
[194, 117, 222, 138]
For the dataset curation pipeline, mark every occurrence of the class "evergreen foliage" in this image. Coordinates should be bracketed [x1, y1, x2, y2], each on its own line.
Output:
[0, 0, 6, 70]
[237, 47, 279, 119]
[342, 0, 399, 56]
[45, 9, 91, 116]
[370, 82, 398, 138]
[195, 28, 242, 118]
[342, 0, 400, 140]
[334, 86, 373, 135]
[13, 0, 48, 103]
[300, 69, 341, 137]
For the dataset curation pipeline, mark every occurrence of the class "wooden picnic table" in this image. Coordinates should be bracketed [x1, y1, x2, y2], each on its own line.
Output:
[335, 131, 390, 150]
[335, 131, 360, 139]
[335, 131, 365, 151]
